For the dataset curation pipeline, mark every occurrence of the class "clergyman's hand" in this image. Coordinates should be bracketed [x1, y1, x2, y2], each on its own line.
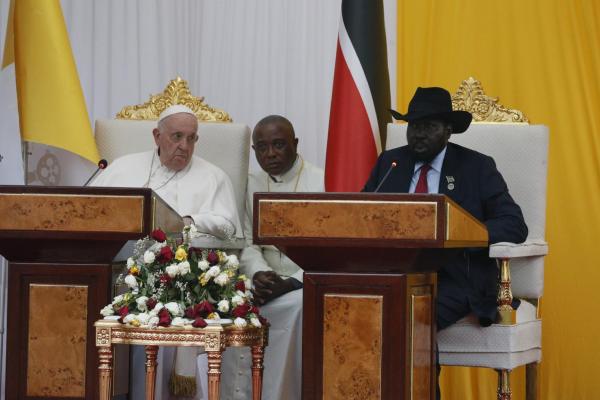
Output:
[252, 271, 281, 305]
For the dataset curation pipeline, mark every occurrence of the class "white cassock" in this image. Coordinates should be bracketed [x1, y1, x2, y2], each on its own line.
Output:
[220, 155, 324, 400]
[93, 149, 243, 400]
[93, 150, 242, 239]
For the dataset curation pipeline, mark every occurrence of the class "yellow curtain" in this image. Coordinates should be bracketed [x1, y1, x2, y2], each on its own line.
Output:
[3, 0, 100, 163]
[396, 0, 600, 398]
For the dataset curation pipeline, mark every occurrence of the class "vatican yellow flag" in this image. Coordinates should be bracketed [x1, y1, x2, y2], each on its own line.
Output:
[2, 0, 100, 163]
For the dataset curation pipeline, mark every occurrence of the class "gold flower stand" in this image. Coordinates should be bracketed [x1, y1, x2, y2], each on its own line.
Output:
[95, 320, 268, 400]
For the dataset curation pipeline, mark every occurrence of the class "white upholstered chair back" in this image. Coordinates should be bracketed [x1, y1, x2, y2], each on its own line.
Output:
[386, 123, 549, 299]
[95, 119, 251, 222]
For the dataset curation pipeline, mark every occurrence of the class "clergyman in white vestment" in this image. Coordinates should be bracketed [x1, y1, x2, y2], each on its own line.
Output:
[93, 105, 243, 399]
[220, 115, 324, 400]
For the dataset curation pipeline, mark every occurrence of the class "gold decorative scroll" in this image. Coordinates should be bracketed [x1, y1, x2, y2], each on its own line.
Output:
[116, 76, 232, 122]
[451, 77, 529, 123]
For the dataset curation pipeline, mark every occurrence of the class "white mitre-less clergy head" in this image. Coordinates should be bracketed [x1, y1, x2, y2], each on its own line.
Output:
[153, 104, 199, 171]
[158, 104, 196, 123]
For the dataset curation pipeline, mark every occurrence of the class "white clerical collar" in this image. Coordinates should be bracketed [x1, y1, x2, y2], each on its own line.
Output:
[269, 155, 302, 183]
[413, 146, 447, 173]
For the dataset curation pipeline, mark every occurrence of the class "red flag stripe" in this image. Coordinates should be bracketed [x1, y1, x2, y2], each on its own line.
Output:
[338, 18, 381, 153]
[325, 41, 378, 192]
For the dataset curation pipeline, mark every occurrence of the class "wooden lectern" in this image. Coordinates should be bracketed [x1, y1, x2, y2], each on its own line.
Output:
[0, 186, 183, 400]
[253, 193, 488, 400]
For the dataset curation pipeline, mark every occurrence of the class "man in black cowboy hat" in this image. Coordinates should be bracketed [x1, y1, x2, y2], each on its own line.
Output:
[363, 87, 527, 393]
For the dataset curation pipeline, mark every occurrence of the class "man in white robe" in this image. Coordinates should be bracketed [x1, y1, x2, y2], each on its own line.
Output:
[93, 105, 242, 240]
[221, 115, 324, 400]
[93, 104, 243, 399]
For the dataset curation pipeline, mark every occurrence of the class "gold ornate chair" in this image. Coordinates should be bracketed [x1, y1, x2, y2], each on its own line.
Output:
[386, 78, 548, 400]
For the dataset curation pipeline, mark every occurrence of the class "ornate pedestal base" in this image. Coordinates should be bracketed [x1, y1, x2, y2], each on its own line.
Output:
[95, 320, 268, 400]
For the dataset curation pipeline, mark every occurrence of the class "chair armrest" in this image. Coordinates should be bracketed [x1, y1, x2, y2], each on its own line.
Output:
[489, 240, 548, 259]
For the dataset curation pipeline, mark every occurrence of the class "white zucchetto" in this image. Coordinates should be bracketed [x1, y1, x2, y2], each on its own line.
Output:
[157, 104, 196, 122]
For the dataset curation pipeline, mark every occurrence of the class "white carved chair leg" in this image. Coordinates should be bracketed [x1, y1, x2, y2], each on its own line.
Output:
[496, 369, 512, 400]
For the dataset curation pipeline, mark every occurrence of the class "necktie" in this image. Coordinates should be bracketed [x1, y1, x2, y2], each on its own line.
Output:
[414, 164, 431, 193]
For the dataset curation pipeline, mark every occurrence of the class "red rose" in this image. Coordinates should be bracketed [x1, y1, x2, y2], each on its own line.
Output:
[232, 304, 250, 318]
[207, 251, 219, 265]
[192, 317, 207, 328]
[194, 301, 214, 318]
[159, 273, 172, 285]
[157, 246, 174, 263]
[118, 305, 129, 322]
[146, 298, 158, 311]
[184, 306, 196, 319]
[250, 305, 259, 315]
[151, 229, 167, 242]
[158, 308, 172, 327]
[234, 281, 246, 292]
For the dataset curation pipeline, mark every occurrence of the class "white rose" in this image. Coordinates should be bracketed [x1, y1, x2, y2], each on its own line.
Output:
[171, 317, 186, 327]
[165, 302, 182, 317]
[143, 250, 156, 264]
[250, 317, 262, 328]
[101, 305, 115, 317]
[136, 296, 149, 312]
[166, 264, 179, 278]
[206, 265, 221, 279]
[234, 317, 247, 328]
[245, 278, 252, 290]
[226, 255, 239, 268]
[178, 261, 191, 275]
[214, 272, 230, 287]
[112, 294, 124, 305]
[197, 260, 210, 271]
[217, 299, 230, 313]
[124, 274, 138, 289]
[137, 312, 150, 325]
[126, 257, 135, 267]
[147, 316, 159, 327]
[231, 295, 244, 307]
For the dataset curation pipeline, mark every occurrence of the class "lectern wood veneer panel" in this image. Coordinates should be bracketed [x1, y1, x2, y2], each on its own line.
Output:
[27, 284, 88, 397]
[322, 294, 383, 399]
[0, 193, 144, 233]
[259, 200, 438, 240]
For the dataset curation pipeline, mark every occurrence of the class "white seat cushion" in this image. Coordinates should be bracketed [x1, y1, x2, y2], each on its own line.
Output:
[438, 300, 541, 369]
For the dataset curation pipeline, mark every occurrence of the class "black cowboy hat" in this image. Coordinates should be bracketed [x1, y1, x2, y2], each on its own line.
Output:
[390, 87, 472, 133]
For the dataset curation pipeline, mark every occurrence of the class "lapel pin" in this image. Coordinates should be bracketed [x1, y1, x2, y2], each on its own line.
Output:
[446, 176, 455, 183]
[447, 183, 455, 190]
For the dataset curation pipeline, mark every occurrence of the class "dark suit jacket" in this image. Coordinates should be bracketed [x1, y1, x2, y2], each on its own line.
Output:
[363, 142, 528, 325]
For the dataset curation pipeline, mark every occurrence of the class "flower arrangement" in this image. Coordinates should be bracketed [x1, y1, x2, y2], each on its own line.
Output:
[100, 227, 266, 329]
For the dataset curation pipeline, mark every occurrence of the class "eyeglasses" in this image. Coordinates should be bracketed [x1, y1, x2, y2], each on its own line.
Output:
[167, 132, 199, 145]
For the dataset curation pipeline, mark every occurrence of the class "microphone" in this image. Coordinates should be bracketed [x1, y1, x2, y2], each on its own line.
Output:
[373, 161, 397, 192]
[84, 159, 108, 186]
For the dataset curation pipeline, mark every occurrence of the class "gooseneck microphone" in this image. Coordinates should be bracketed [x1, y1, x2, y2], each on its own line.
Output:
[373, 161, 397, 192]
[83, 159, 108, 186]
